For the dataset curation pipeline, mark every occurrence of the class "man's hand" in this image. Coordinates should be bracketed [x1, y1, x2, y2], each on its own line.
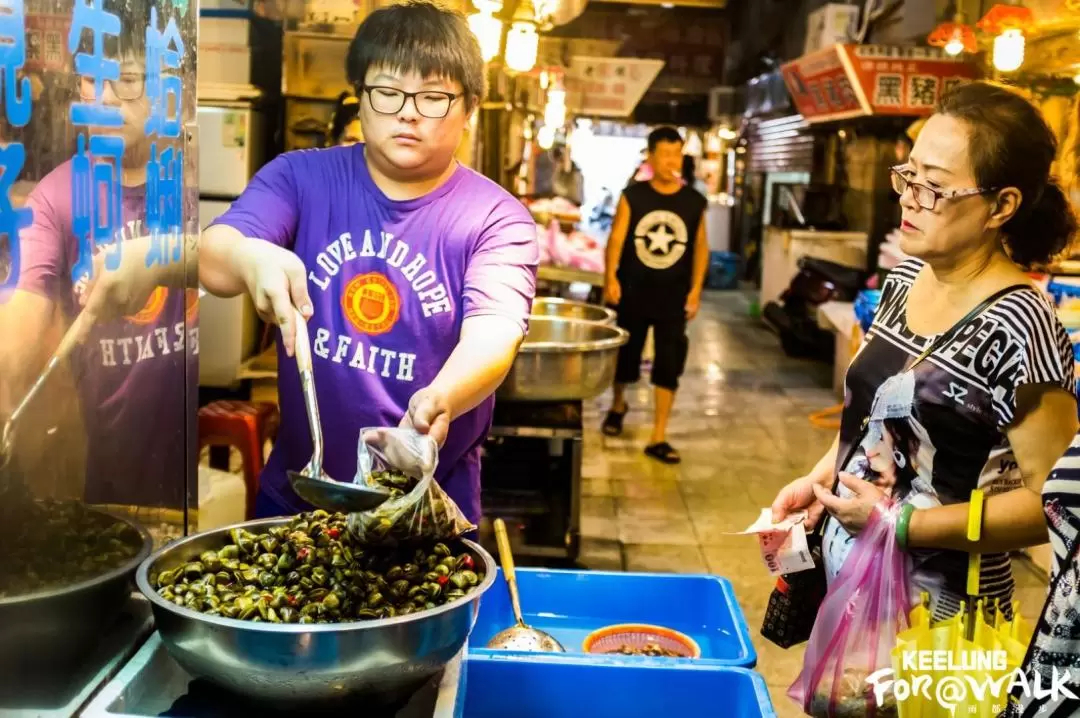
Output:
[79, 243, 162, 322]
[401, 387, 452, 447]
[685, 290, 701, 320]
[239, 241, 313, 357]
[603, 276, 621, 307]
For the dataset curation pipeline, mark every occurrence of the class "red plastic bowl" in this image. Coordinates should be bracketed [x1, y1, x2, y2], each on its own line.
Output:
[582, 624, 701, 659]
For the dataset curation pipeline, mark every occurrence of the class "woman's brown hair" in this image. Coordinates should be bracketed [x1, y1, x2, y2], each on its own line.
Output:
[936, 81, 1078, 268]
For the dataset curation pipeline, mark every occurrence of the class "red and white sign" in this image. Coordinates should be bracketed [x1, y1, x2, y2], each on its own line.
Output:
[781, 44, 977, 124]
[25, 13, 72, 72]
[567, 57, 665, 118]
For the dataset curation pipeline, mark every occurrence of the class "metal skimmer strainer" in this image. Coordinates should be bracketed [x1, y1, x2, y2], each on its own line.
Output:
[485, 518, 565, 653]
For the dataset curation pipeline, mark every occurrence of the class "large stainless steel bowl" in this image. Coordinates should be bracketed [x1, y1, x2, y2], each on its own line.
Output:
[0, 504, 152, 670]
[136, 517, 496, 703]
[498, 316, 629, 401]
[531, 297, 616, 325]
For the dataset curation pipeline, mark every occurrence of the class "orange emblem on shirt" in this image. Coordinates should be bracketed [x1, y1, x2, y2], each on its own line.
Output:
[184, 288, 200, 324]
[342, 272, 400, 336]
[126, 286, 169, 325]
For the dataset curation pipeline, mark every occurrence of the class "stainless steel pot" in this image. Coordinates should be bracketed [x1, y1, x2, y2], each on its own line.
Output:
[531, 297, 616, 325]
[498, 317, 629, 401]
[0, 505, 152, 670]
[135, 517, 497, 703]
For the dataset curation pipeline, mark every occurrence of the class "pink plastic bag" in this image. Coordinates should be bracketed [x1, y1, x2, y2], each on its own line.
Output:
[788, 500, 912, 718]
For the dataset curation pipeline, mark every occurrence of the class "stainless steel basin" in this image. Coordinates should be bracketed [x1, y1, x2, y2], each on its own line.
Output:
[135, 517, 496, 704]
[498, 317, 629, 401]
[531, 297, 616, 325]
[0, 505, 152, 672]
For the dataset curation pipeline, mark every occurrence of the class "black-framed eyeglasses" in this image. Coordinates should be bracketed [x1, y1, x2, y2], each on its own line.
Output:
[360, 85, 459, 119]
[889, 165, 996, 211]
[79, 72, 146, 102]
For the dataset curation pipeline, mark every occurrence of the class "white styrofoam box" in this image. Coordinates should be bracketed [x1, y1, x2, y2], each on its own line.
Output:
[199, 16, 252, 86]
[198, 464, 247, 531]
[804, 3, 860, 55]
[197, 105, 266, 197]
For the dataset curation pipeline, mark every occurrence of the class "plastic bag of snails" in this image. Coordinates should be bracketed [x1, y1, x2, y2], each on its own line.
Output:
[346, 427, 476, 545]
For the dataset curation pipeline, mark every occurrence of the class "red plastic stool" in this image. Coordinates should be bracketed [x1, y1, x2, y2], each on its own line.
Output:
[197, 400, 280, 519]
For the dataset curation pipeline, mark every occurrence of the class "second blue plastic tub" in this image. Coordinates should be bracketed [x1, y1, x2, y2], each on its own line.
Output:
[456, 654, 776, 718]
[469, 568, 756, 667]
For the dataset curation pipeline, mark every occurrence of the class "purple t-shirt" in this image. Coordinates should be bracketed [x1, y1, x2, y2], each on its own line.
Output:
[10, 160, 198, 508]
[214, 145, 538, 522]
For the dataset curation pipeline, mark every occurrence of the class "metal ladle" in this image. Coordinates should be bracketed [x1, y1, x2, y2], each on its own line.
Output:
[486, 518, 566, 652]
[1, 310, 94, 472]
[286, 308, 391, 514]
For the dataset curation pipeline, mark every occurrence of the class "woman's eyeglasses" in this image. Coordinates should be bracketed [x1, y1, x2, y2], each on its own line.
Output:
[360, 86, 458, 119]
[889, 165, 996, 211]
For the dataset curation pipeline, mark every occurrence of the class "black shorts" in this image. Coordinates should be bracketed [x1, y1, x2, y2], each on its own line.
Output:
[613, 307, 689, 391]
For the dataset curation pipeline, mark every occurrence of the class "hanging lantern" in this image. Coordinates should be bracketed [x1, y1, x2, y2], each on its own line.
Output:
[505, 21, 539, 73]
[992, 28, 1025, 72]
[927, 12, 977, 56]
[537, 124, 556, 150]
[468, 11, 502, 63]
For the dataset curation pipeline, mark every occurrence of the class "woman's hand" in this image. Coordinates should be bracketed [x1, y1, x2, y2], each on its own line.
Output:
[771, 474, 828, 529]
[812, 472, 886, 536]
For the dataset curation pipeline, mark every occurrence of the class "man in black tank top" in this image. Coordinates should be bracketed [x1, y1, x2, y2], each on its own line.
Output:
[601, 126, 709, 464]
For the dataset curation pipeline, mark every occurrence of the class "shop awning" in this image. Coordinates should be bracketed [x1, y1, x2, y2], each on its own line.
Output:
[779, 44, 977, 124]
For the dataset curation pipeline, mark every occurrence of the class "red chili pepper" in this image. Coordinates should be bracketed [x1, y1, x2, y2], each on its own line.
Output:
[437, 575, 449, 586]
[461, 555, 474, 570]
[327, 527, 341, 540]
[297, 548, 311, 560]
[286, 594, 299, 606]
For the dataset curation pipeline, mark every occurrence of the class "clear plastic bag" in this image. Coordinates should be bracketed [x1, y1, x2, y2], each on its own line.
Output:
[346, 427, 476, 545]
[788, 500, 912, 718]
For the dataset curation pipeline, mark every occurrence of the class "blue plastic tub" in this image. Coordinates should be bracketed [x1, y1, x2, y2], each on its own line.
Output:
[469, 569, 756, 667]
[707, 251, 741, 290]
[456, 654, 776, 718]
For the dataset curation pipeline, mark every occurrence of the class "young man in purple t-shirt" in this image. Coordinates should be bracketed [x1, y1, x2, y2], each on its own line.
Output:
[199, 2, 539, 522]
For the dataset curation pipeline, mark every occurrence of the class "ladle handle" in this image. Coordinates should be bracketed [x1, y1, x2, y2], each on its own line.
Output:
[293, 307, 312, 373]
[493, 518, 525, 626]
[9, 310, 94, 426]
[292, 308, 324, 472]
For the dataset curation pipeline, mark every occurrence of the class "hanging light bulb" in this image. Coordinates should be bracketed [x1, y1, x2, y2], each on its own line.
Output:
[927, 9, 976, 56]
[944, 36, 965, 56]
[505, 21, 539, 73]
[993, 28, 1025, 72]
[537, 124, 556, 150]
[468, 11, 502, 63]
[544, 87, 566, 128]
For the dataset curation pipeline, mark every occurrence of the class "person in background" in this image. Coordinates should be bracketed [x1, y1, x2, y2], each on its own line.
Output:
[326, 91, 363, 147]
[601, 126, 709, 464]
[771, 82, 1078, 626]
[198, 1, 538, 523]
[681, 154, 708, 195]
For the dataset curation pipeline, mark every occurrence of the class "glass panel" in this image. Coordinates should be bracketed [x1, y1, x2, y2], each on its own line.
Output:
[0, 0, 197, 706]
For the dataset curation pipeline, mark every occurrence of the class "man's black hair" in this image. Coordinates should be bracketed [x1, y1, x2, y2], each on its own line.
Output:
[346, 1, 485, 106]
[647, 126, 683, 152]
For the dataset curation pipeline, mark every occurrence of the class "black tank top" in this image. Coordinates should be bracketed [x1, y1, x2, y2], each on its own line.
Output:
[616, 182, 706, 314]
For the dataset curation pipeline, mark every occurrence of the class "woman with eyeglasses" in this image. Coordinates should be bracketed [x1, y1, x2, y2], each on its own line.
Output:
[771, 81, 1078, 630]
[197, 2, 537, 523]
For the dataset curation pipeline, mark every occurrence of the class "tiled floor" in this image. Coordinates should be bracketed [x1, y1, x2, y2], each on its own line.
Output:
[575, 290, 1050, 718]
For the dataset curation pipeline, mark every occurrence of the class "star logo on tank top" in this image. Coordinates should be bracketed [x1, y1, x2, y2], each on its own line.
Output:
[342, 272, 401, 336]
[633, 209, 688, 270]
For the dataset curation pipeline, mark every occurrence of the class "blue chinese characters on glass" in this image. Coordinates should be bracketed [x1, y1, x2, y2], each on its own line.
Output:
[68, 0, 123, 281]
[144, 5, 183, 268]
[0, 0, 33, 296]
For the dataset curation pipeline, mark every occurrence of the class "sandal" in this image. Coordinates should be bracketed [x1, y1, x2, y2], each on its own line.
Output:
[602, 409, 627, 437]
[645, 441, 681, 465]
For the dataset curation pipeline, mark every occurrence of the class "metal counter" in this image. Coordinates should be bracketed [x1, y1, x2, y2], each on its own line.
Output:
[81, 632, 466, 718]
[0, 596, 153, 718]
